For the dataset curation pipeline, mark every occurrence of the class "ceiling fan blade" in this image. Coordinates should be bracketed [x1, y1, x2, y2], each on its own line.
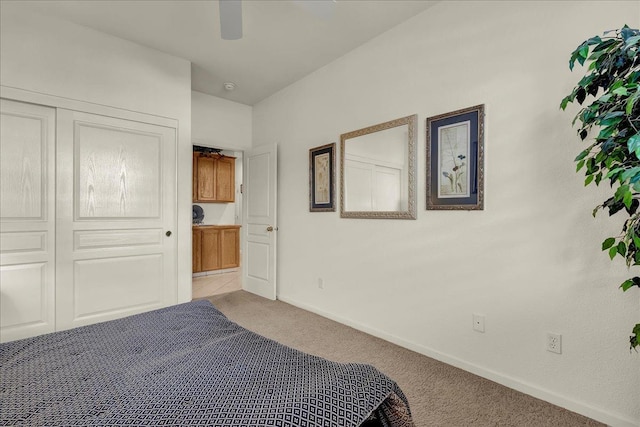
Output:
[219, 0, 242, 40]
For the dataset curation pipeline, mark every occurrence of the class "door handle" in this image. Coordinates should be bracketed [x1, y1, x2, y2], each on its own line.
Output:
[266, 226, 273, 232]
[166, 231, 172, 237]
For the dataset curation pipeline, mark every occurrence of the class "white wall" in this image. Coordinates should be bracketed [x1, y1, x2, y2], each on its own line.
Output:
[192, 90, 252, 150]
[253, 2, 640, 426]
[0, 8, 193, 302]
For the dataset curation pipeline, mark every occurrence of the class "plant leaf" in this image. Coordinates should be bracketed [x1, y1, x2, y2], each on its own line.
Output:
[617, 241, 627, 256]
[609, 246, 618, 259]
[595, 172, 603, 185]
[605, 167, 624, 179]
[597, 126, 616, 140]
[587, 35, 603, 46]
[621, 276, 640, 291]
[578, 44, 590, 64]
[602, 237, 616, 250]
[628, 133, 640, 159]
[620, 279, 634, 291]
[623, 190, 633, 209]
[612, 86, 629, 96]
[574, 149, 590, 161]
[624, 35, 640, 47]
[615, 185, 630, 202]
[599, 93, 612, 103]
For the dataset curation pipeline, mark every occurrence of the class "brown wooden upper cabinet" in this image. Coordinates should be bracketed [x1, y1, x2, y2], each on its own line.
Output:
[193, 152, 235, 203]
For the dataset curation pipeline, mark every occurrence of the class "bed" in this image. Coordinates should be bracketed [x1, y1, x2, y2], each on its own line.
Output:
[0, 300, 414, 426]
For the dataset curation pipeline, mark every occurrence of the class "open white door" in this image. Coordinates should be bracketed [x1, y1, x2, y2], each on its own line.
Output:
[243, 144, 277, 300]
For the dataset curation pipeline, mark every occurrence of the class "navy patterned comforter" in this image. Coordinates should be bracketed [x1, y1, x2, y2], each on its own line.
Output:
[0, 300, 413, 426]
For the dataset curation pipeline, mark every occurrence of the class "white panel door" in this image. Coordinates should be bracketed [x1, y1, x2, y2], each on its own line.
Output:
[344, 159, 374, 211]
[374, 166, 402, 211]
[56, 109, 177, 330]
[0, 99, 56, 342]
[243, 144, 277, 300]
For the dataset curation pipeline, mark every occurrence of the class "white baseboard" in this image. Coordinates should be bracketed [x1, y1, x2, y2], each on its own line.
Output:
[277, 295, 637, 427]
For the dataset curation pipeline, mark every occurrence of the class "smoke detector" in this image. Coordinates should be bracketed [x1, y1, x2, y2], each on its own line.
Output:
[223, 82, 236, 91]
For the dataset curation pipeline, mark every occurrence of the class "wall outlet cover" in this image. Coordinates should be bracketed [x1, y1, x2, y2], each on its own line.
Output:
[472, 314, 485, 333]
[547, 332, 562, 354]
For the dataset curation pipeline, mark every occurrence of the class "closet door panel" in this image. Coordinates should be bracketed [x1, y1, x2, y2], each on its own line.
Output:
[0, 263, 47, 328]
[56, 109, 177, 331]
[0, 113, 44, 218]
[73, 254, 163, 320]
[0, 99, 56, 342]
[76, 123, 161, 219]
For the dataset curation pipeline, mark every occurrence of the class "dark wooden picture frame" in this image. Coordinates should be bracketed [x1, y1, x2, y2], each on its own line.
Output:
[309, 143, 336, 212]
[426, 104, 485, 210]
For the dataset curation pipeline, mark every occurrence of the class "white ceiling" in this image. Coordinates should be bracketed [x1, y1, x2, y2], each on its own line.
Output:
[3, 0, 437, 105]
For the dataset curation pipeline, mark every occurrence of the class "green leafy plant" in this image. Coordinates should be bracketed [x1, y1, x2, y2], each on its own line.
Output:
[560, 25, 640, 351]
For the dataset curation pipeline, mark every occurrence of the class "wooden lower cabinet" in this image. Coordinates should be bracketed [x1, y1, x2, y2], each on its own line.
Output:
[193, 228, 202, 272]
[193, 225, 240, 273]
[220, 227, 240, 269]
[201, 228, 221, 271]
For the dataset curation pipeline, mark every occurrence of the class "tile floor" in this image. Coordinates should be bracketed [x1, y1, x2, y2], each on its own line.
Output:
[192, 269, 242, 299]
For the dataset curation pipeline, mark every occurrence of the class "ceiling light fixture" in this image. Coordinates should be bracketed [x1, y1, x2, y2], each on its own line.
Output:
[223, 82, 236, 91]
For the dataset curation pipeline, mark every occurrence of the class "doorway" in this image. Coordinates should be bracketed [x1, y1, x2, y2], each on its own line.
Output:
[191, 143, 278, 301]
[191, 146, 244, 299]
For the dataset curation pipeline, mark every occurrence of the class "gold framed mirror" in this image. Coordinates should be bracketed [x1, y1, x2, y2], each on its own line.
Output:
[340, 114, 417, 219]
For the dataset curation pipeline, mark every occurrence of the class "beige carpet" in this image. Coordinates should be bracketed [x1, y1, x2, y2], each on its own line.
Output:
[201, 290, 603, 427]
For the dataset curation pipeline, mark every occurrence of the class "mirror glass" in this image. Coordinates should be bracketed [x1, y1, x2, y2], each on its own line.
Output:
[340, 115, 417, 219]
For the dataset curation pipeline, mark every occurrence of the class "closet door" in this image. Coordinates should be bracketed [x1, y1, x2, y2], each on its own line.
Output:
[56, 110, 177, 330]
[0, 99, 56, 342]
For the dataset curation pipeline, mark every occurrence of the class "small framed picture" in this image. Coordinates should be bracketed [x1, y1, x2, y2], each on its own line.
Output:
[426, 104, 485, 210]
[309, 143, 336, 212]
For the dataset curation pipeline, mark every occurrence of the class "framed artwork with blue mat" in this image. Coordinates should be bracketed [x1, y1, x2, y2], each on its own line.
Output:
[426, 105, 485, 210]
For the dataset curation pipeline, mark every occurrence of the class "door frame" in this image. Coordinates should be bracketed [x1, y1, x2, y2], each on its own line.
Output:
[1, 87, 177, 129]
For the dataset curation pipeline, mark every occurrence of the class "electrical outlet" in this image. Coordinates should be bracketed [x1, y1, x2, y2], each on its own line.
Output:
[317, 277, 324, 289]
[472, 314, 485, 333]
[547, 333, 562, 354]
